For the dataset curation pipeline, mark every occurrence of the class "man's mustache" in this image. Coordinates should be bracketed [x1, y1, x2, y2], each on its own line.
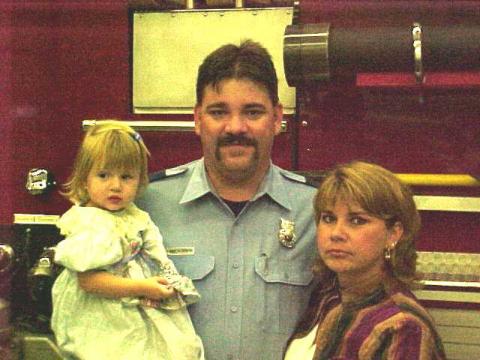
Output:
[217, 134, 257, 147]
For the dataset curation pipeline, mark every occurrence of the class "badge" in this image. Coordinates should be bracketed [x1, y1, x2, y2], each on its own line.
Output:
[278, 218, 296, 248]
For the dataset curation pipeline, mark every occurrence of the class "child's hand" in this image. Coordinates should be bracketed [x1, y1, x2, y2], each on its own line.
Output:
[141, 276, 176, 300]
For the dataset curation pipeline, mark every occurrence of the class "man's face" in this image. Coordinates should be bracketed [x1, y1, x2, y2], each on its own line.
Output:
[194, 78, 283, 183]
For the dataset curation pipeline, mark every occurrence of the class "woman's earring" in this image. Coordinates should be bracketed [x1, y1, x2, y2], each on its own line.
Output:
[384, 247, 392, 260]
[384, 242, 397, 261]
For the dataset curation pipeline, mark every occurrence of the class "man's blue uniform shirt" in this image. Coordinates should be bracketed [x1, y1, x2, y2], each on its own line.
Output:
[137, 159, 317, 360]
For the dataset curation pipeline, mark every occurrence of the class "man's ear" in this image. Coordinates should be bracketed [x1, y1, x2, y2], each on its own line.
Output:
[273, 103, 283, 135]
[194, 104, 202, 136]
[387, 221, 404, 247]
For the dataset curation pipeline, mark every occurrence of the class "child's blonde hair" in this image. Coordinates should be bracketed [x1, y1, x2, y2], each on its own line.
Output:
[62, 120, 151, 204]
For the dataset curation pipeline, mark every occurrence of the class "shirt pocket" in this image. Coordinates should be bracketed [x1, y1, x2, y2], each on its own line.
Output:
[169, 254, 215, 281]
[255, 255, 314, 334]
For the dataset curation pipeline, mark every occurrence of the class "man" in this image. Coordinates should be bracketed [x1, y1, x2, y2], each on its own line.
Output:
[138, 40, 317, 360]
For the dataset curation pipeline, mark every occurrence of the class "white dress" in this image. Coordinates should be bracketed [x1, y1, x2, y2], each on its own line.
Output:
[51, 204, 204, 360]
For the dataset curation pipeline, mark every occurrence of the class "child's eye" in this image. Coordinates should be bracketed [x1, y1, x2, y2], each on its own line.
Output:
[97, 171, 108, 179]
[121, 174, 133, 180]
[320, 214, 335, 224]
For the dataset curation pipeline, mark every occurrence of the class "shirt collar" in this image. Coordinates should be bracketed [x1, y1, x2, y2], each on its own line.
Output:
[179, 158, 293, 210]
[179, 158, 211, 204]
[252, 164, 293, 210]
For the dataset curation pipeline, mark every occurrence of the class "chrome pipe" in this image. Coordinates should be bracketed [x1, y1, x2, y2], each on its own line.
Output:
[284, 23, 330, 86]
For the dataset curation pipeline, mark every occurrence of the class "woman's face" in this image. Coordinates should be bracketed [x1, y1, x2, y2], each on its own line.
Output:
[316, 198, 402, 287]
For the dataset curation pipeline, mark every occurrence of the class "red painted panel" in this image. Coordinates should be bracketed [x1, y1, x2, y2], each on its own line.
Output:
[296, 87, 479, 173]
[1, 2, 133, 223]
[0, 1, 478, 256]
[0, 1, 292, 224]
[0, 0, 477, 318]
[298, 0, 480, 26]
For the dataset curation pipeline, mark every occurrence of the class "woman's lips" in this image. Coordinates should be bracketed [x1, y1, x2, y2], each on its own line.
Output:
[325, 249, 351, 257]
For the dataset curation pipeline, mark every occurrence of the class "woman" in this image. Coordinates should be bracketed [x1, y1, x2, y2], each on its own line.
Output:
[284, 161, 446, 360]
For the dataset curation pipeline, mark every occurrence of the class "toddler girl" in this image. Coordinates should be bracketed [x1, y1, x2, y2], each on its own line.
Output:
[51, 120, 203, 359]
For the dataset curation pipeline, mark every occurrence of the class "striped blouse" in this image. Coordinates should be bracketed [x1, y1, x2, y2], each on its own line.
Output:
[286, 278, 446, 360]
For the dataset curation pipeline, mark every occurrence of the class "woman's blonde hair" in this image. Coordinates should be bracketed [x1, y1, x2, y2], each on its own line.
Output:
[62, 120, 150, 204]
[313, 161, 421, 287]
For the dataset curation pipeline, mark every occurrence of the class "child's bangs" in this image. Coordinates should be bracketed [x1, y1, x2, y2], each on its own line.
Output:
[94, 132, 141, 174]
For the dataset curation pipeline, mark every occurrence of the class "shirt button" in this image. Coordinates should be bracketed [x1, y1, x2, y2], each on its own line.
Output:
[233, 263, 239, 269]
[230, 306, 238, 313]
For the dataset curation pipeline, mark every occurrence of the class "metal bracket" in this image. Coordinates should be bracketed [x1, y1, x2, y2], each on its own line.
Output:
[412, 22, 425, 84]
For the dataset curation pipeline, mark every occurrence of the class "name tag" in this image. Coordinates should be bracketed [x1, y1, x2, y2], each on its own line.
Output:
[166, 247, 195, 256]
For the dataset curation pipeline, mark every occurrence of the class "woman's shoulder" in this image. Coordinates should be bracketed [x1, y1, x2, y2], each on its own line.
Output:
[344, 281, 433, 332]
[375, 290, 446, 358]
[388, 289, 437, 327]
[360, 286, 438, 340]
[349, 287, 440, 337]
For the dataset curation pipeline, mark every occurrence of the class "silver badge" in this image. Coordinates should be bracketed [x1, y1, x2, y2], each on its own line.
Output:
[278, 218, 296, 248]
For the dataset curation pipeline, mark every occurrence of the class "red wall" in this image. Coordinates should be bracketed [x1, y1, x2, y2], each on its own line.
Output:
[0, 1, 294, 226]
[0, 1, 479, 254]
[2, 1, 131, 223]
[0, 1, 200, 224]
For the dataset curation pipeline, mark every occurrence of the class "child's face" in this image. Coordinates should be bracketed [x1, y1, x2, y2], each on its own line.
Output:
[85, 165, 140, 212]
